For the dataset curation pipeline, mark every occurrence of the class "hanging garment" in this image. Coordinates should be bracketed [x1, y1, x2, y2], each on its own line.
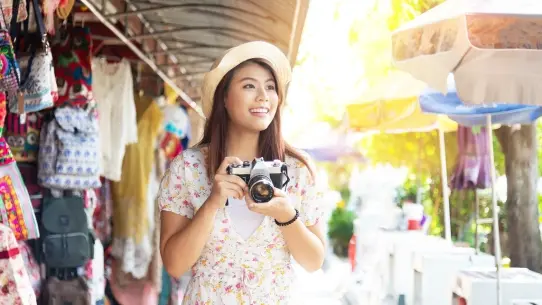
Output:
[52, 26, 94, 108]
[93, 178, 113, 244]
[92, 58, 137, 181]
[111, 96, 162, 279]
[0, 223, 36, 305]
[17, 241, 40, 299]
[109, 190, 162, 305]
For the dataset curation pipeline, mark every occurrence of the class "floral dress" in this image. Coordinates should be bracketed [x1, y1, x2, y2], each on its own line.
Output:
[158, 147, 324, 305]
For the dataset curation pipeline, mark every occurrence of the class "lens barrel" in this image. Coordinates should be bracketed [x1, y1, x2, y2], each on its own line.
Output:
[248, 175, 274, 203]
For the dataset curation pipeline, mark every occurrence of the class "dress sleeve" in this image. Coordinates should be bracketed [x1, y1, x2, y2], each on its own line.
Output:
[158, 153, 194, 219]
[298, 154, 325, 227]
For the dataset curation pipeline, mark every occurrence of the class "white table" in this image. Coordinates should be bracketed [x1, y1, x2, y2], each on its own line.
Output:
[413, 250, 495, 305]
[382, 231, 453, 305]
[453, 268, 542, 305]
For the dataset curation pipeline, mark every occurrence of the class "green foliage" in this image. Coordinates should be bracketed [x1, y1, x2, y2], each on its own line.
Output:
[384, 0, 444, 31]
[396, 176, 420, 204]
[327, 207, 356, 257]
[317, 161, 362, 194]
[360, 130, 458, 178]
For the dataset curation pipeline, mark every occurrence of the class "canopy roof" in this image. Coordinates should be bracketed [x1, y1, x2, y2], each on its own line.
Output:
[78, 0, 310, 117]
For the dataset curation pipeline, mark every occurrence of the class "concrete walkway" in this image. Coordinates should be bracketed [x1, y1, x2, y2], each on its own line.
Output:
[290, 255, 352, 305]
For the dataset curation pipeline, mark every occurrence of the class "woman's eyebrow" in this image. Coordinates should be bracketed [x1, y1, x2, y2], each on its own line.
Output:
[238, 77, 275, 83]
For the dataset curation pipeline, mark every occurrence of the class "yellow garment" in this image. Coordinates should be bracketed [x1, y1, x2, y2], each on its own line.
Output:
[163, 84, 178, 105]
[112, 96, 164, 243]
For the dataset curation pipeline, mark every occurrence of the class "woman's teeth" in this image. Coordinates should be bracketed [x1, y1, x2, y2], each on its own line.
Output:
[250, 108, 269, 114]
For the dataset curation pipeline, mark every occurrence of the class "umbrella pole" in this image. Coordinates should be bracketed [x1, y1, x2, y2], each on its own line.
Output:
[486, 115, 502, 305]
[474, 189, 480, 254]
[438, 126, 452, 242]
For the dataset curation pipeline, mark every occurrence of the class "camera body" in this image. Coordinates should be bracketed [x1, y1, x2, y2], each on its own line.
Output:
[227, 158, 289, 203]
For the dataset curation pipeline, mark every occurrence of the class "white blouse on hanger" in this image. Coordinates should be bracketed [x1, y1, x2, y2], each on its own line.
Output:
[92, 58, 138, 181]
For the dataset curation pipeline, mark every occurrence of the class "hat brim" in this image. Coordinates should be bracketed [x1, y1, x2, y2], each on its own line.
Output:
[201, 41, 292, 118]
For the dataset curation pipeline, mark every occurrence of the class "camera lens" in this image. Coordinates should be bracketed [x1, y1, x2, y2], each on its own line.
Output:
[248, 175, 274, 203]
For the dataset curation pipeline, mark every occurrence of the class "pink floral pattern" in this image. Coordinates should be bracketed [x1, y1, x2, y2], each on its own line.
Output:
[0, 223, 36, 305]
[158, 147, 324, 304]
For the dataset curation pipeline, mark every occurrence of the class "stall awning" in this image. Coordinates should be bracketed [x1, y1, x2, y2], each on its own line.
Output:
[78, 0, 310, 118]
[345, 71, 457, 133]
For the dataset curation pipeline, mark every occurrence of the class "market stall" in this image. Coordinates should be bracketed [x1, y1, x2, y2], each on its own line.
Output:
[392, 0, 542, 304]
[0, 0, 310, 304]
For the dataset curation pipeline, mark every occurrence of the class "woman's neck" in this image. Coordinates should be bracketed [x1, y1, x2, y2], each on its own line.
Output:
[226, 124, 260, 161]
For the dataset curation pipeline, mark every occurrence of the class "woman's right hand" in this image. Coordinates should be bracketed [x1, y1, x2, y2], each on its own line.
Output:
[207, 157, 247, 209]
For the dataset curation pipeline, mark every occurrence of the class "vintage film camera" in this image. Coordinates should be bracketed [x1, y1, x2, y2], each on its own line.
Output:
[227, 158, 290, 203]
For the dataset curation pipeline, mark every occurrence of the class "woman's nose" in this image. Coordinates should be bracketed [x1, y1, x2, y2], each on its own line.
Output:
[257, 87, 269, 102]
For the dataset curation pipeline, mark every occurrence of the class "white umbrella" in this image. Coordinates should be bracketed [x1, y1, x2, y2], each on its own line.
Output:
[390, 1, 542, 303]
[391, 0, 542, 106]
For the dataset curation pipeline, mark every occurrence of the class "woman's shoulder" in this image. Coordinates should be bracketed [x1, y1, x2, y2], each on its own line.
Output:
[168, 146, 208, 173]
[285, 148, 317, 183]
[285, 148, 314, 169]
[173, 146, 207, 163]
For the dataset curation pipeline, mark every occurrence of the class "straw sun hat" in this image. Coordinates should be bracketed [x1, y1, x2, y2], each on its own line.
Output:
[201, 41, 292, 118]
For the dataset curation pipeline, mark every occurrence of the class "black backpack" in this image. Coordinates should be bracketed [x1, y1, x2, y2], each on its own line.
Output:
[40, 193, 94, 268]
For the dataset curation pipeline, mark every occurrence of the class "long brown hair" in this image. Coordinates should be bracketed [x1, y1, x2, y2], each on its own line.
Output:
[197, 59, 313, 179]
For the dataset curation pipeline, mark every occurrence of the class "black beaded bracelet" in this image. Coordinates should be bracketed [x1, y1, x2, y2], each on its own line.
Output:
[275, 209, 299, 227]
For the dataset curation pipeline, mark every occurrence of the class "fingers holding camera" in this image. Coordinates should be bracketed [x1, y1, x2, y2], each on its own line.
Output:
[216, 156, 244, 175]
[246, 188, 296, 222]
[208, 179, 245, 209]
[214, 174, 247, 198]
[271, 187, 287, 198]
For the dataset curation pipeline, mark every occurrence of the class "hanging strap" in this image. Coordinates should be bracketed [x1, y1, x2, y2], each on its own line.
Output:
[31, 0, 47, 49]
[9, 0, 20, 38]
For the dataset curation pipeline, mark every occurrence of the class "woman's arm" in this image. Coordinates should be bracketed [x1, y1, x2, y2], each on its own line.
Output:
[160, 200, 220, 278]
[247, 188, 326, 272]
[277, 211, 326, 272]
[247, 154, 327, 272]
[159, 155, 246, 278]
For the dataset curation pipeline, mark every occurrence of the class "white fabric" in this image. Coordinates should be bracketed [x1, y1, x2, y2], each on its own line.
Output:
[92, 58, 138, 181]
[88, 240, 106, 305]
[226, 197, 265, 240]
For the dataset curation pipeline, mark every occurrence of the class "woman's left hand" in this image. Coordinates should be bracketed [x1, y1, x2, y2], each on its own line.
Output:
[245, 187, 297, 223]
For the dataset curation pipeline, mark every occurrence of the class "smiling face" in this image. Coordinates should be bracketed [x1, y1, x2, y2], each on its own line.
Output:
[224, 61, 279, 134]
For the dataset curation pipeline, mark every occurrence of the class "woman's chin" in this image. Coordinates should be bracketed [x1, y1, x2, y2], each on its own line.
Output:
[239, 120, 272, 133]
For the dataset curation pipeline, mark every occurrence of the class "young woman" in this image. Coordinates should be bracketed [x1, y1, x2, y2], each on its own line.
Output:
[158, 41, 326, 304]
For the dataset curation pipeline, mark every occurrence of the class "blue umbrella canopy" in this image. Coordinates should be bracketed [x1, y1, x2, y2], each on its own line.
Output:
[419, 77, 542, 127]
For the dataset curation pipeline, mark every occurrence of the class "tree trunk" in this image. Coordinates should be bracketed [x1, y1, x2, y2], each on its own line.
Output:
[495, 125, 542, 272]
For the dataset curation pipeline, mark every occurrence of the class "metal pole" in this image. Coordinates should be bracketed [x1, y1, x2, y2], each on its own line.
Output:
[486, 115, 502, 305]
[474, 189, 480, 254]
[79, 0, 205, 119]
[438, 126, 452, 242]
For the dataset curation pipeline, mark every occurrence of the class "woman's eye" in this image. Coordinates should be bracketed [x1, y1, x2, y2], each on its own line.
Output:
[243, 84, 255, 89]
[267, 85, 276, 90]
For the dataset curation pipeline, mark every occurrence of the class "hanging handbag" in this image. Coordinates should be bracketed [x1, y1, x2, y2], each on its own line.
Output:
[0, 128, 39, 241]
[4, 111, 43, 162]
[53, 25, 93, 107]
[0, 0, 27, 25]
[8, 0, 54, 114]
[0, 160, 39, 241]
